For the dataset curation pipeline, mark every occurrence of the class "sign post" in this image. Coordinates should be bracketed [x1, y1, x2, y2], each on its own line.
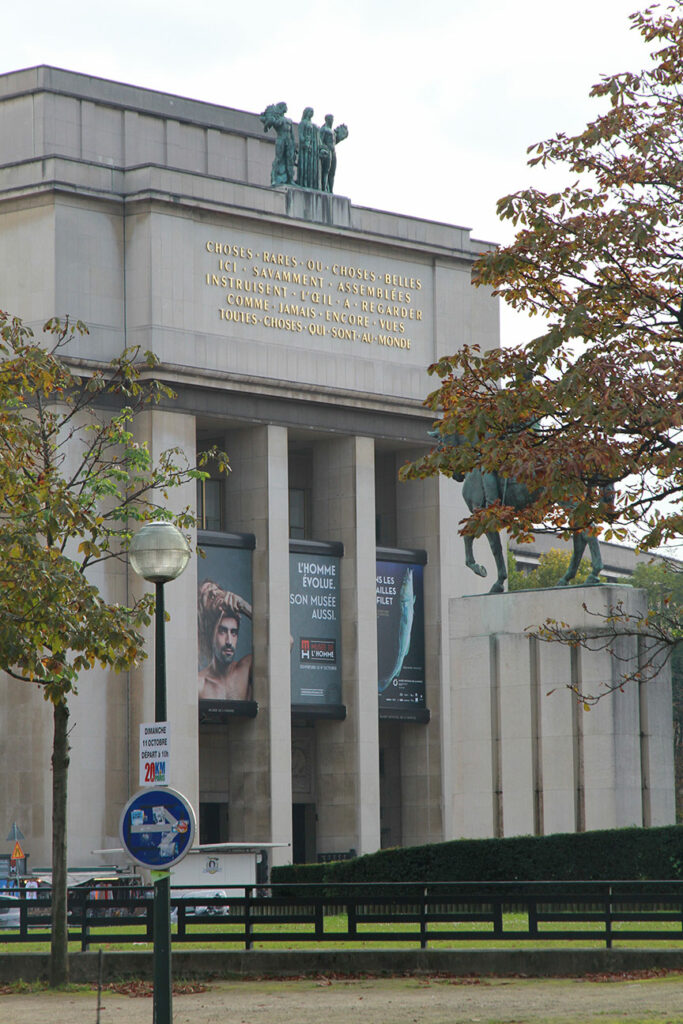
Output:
[128, 520, 192, 1024]
[119, 787, 195, 1024]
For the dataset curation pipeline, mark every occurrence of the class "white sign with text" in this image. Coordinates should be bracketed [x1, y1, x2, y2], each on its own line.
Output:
[139, 722, 170, 786]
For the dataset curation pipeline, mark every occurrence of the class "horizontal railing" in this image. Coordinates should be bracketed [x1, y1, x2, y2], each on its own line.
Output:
[1, 881, 682, 951]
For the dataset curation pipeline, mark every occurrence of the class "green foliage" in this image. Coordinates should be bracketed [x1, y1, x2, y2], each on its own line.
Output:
[508, 547, 593, 590]
[271, 861, 327, 898]
[631, 562, 683, 623]
[273, 825, 683, 890]
[272, 862, 327, 885]
[629, 562, 683, 688]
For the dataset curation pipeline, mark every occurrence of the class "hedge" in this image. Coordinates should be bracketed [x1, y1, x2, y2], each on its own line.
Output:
[271, 825, 683, 890]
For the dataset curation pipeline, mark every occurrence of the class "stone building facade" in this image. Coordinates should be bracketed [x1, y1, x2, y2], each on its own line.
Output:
[0, 67, 673, 873]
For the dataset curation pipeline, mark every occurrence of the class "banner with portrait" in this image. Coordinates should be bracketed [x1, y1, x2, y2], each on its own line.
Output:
[289, 544, 343, 715]
[197, 533, 256, 720]
[376, 555, 428, 721]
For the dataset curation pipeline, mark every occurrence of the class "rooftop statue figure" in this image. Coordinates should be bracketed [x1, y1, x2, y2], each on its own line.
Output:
[319, 114, 348, 194]
[296, 107, 320, 190]
[260, 101, 296, 186]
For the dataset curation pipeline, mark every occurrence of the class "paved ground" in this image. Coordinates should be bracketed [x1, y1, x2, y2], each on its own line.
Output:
[1, 974, 682, 1024]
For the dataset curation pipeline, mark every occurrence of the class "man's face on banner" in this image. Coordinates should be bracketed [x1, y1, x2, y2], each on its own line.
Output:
[213, 613, 239, 668]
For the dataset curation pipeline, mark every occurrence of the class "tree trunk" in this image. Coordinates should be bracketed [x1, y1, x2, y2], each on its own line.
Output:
[49, 699, 70, 987]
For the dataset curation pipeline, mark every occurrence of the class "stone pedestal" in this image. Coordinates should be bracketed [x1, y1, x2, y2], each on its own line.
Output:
[450, 586, 675, 838]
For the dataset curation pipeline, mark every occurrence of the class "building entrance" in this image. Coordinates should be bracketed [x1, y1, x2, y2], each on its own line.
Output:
[292, 803, 317, 863]
[199, 802, 229, 845]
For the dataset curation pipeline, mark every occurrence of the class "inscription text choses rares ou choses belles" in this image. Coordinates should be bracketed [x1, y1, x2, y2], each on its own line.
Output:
[204, 240, 424, 351]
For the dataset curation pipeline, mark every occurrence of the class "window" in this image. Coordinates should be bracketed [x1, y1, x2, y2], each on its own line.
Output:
[289, 487, 307, 539]
[197, 477, 223, 532]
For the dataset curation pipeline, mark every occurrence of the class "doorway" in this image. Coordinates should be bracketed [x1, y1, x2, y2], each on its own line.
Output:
[292, 803, 317, 863]
[199, 802, 229, 844]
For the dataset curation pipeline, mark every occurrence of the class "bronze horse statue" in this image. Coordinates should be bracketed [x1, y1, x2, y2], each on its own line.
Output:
[430, 429, 611, 594]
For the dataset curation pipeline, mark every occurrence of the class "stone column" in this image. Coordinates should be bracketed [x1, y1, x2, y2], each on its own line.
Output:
[223, 425, 292, 865]
[312, 435, 380, 855]
[638, 646, 676, 826]
[538, 640, 580, 834]
[396, 462, 477, 843]
[394, 467, 444, 844]
[580, 630, 642, 831]
[497, 633, 536, 836]
[450, 624, 500, 838]
[129, 409, 199, 812]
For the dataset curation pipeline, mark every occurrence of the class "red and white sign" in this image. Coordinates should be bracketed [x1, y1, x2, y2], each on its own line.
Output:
[139, 721, 171, 787]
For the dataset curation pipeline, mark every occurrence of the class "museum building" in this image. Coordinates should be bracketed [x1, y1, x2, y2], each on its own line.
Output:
[0, 67, 673, 874]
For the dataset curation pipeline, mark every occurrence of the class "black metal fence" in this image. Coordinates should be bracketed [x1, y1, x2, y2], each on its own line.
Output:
[1, 881, 682, 951]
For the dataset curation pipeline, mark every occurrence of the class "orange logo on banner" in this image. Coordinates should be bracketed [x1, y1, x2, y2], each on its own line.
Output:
[10, 841, 24, 861]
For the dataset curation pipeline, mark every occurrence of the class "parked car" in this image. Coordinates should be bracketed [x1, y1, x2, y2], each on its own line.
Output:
[171, 888, 230, 919]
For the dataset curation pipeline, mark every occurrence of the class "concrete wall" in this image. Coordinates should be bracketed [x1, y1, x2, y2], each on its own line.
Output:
[450, 586, 676, 838]
[3, 948, 683, 983]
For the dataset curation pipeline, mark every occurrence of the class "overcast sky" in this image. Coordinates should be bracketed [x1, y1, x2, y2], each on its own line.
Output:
[4, 0, 648, 289]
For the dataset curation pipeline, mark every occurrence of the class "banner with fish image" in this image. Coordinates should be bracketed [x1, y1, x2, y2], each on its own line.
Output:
[376, 559, 426, 714]
[290, 547, 343, 711]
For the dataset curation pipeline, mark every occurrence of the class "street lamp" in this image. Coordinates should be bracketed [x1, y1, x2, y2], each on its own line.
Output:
[129, 520, 191, 1024]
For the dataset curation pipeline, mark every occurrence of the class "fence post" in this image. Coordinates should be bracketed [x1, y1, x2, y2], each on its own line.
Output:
[80, 890, 90, 952]
[347, 899, 357, 938]
[420, 888, 428, 950]
[605, 886, 613, 950]
[493, 899, 503, 940]
[145, 891, 154, 942]
[315, 898, 324, 941]
[528, 898, 538, 938]
[18, 892, 28, 939]
[244, 886, 252, 951]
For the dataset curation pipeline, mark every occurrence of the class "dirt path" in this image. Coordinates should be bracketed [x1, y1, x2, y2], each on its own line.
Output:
[1, 975, 682, 1024]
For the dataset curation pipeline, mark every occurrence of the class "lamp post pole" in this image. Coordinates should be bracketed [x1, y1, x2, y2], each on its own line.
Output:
[152, 579, 172, 1024]
[129, 522, 191, 1024]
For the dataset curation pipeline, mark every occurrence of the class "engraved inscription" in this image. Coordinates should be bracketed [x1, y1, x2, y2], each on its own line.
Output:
[204, 240, 425, 352]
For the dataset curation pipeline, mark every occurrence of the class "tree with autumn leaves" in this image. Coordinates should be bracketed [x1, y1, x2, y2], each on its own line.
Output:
[403, 4, 681, 555]
[0, 311, 225, 985]
[402, 5, 682, 701]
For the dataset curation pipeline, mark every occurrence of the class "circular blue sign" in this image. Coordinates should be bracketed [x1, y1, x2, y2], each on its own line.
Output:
[119, 787, 196, 869]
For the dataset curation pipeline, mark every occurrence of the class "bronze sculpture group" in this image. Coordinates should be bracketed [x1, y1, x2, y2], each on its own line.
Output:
[260, 103, 348, 193]
[429, 428, 612, 594]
